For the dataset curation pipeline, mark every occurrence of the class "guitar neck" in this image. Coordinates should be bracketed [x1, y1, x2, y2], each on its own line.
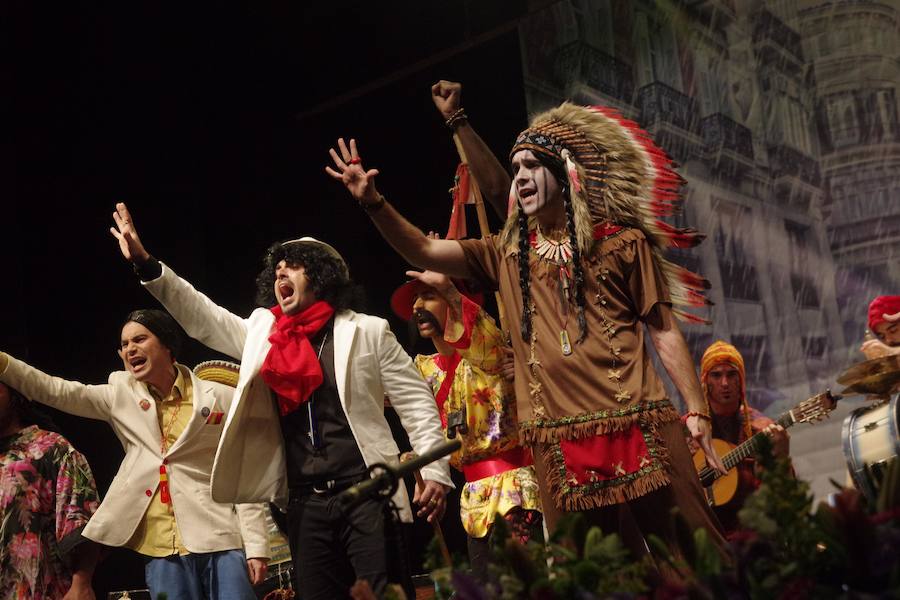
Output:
[720, 412, 794, 471]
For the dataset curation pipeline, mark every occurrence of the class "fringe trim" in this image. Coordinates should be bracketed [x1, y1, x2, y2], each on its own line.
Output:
[596, 226, 644, 255]
[549, 463, 671, 511]
[542, 442, 672, 511]
[520, 402, 679, 444]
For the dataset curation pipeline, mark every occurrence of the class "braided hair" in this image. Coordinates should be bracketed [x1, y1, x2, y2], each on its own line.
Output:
[514, 157, 589, 344]
[562, 187, 588, 343]
[517, 208, 533, 342]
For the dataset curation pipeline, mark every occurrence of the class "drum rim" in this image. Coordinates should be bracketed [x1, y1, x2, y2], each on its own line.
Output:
[842, 394, 900, 502]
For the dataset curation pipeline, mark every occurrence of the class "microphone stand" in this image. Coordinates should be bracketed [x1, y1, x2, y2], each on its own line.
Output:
[337, 439, 461, 512]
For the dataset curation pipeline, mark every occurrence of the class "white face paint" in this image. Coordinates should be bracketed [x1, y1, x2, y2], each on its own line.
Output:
[511, 149, 564, 218]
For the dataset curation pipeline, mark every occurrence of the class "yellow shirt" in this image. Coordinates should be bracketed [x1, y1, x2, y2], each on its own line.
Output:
[126, 365, 194, 557]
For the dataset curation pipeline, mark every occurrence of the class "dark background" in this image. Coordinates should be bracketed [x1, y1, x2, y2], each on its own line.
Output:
[4, 1, 538, 594]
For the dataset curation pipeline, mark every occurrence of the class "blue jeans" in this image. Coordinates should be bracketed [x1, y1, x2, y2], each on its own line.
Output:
[144, 549, 255, 600]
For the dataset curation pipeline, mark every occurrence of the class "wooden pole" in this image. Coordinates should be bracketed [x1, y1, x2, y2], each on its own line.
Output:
[452, 133, 510, 335]
[401, 452, 452, 569]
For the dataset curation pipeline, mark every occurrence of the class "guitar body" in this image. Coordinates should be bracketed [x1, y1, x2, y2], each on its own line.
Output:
[694, 438, 739, 506]
[692, 391, 839, 508]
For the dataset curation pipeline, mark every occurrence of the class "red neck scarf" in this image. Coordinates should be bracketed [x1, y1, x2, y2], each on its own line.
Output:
[261, 300, 335, 416]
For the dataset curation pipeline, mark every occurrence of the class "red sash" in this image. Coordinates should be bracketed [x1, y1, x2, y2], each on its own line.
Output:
[433, 353, 462, 428]
[462, 446, 533, 482]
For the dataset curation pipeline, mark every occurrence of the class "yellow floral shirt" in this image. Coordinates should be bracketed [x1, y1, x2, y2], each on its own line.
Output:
[414, 297, 540, 538]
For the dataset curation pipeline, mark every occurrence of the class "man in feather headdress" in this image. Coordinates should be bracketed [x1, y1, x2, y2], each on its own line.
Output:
[327, 102, 729, 564]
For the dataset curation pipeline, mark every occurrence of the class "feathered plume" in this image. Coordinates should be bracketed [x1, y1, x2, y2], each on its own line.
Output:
[507, 102, 711, 323]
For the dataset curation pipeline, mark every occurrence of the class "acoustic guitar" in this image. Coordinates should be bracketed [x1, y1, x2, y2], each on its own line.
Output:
[693, 390, 839, 506]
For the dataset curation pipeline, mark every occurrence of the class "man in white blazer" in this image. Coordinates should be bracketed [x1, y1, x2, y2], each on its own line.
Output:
[110, 203, 453, 599]
[0, 309, 270, 600]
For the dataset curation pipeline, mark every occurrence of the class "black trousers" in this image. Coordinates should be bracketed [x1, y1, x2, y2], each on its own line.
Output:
[286, 493, 413, 600]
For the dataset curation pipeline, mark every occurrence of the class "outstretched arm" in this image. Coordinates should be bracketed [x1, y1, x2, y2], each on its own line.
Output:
[432, 80, 511, 218]
[110, 203, 249, 359]
[646, 304, 726, 475]
[325, 138, 470, 278]
[0, 353, 114, 421]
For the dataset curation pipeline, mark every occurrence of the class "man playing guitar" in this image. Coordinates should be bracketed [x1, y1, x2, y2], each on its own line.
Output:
[690, 341, 790, 537]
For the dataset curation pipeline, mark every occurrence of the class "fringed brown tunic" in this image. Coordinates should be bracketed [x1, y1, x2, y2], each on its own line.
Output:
[458, 227, 680, 510]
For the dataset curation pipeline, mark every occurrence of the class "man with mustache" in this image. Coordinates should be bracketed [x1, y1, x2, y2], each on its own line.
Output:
[695, 341, 789, 537]
[110, 203, 452, 599]
[328, 101, 729, 570]
[391, 269, 541, 581]
[0, 310, 270, 599]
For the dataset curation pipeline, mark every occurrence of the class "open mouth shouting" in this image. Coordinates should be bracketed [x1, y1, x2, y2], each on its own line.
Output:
[277, 281, 295, 303]
[128, 355, 148, 374]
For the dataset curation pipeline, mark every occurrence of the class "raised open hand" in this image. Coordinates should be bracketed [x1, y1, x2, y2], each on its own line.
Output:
[109, 202, 150, 263]
[431, 80, 462, 121]
[405, 269, 454, 298]
[325, 138, 380, 204]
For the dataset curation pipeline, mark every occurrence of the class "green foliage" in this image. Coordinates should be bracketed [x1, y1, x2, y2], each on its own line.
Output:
[425, 444, 900, 599]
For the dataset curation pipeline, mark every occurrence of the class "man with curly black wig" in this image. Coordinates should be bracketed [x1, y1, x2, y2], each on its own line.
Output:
[110, 203, 452, 600]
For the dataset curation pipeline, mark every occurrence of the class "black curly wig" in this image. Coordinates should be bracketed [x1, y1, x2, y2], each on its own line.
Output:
[255, 240, 366, 312]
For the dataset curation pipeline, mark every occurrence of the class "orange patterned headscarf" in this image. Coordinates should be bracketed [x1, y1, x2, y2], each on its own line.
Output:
[700, 340, 752, 439]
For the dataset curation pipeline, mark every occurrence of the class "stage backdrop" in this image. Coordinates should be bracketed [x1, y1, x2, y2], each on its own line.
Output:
[516, 0, 900, 502]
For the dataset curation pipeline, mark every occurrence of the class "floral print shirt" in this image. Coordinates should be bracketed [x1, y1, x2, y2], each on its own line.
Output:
[414, 297, 540, 538]
[0, 426, 99, 599]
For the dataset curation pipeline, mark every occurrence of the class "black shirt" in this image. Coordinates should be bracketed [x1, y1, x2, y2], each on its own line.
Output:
[279, 319, 367, 488]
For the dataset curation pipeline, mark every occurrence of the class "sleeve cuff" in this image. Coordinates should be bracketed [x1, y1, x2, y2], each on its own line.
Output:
[133, 256, 163, 282]
[244, 545, 271, 560]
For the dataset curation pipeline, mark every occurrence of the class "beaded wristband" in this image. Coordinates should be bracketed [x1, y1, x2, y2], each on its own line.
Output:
[359, 193, 386, 214]
[445, 107, 468, 130]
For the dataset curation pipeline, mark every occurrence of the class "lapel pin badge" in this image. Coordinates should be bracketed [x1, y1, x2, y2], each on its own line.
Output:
[139, 399, 151, 411]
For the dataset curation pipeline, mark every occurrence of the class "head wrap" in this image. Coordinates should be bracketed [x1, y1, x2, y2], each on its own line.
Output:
[700, 340, 751, 439]
[868, 295, 900, 332]
[124, 309, 184, 359]
[503, 102, 711, 325]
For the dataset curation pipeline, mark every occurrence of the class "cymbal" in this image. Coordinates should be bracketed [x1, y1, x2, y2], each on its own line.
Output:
[838, 354, 900, 395]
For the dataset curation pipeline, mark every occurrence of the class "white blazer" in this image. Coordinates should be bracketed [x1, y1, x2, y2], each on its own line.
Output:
[142, 263, 452, 521]
[0, 355, 270, 558]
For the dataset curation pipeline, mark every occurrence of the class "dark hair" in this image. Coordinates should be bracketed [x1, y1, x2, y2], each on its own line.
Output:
[515, 154, 588, 343]
[123, 309, 184, 359]
[255, 241, 366, 311]
[2, 382, 61, 434]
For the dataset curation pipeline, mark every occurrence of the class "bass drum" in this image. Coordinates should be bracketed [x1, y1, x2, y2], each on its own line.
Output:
[842, 394, 900, 503]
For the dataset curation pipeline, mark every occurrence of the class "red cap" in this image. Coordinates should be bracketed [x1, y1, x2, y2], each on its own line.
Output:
[868, 295, 900, 331]
[390, 279, 483, 321]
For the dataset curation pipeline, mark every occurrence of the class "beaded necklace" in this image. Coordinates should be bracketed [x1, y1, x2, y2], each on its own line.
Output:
[529, 226, 574, 356]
